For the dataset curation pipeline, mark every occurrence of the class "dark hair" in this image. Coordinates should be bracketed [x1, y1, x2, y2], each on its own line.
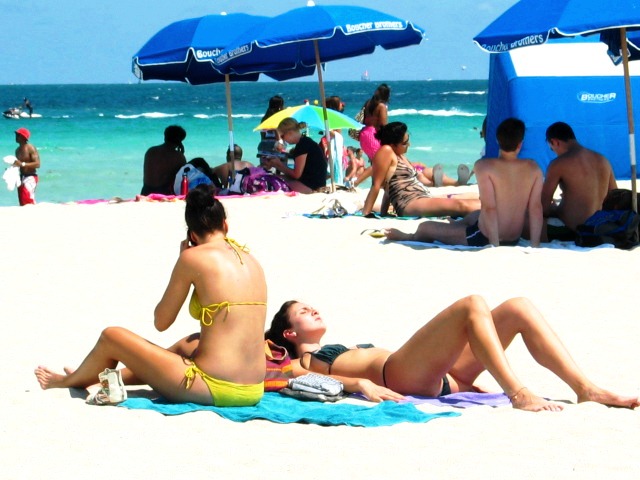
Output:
[496, 118, 525, 152]
[325, 95, 343, 112]
[226, 144, 243, 161]
[546, 121, 576, 142]
[264, 300, 299, 358]
[188, 157, 217, 183]
[262, 95, 285, 122]
[164, 125, 187, 144]
[375, 121, 407, 146]
[365, 83, 390, 116]
[184, 184, 226, 237]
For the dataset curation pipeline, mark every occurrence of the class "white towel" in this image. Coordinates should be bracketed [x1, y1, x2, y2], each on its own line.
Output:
[3, 165, 21, 191]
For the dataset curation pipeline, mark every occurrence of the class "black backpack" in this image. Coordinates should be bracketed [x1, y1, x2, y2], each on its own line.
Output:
[575, 209, 640, 249]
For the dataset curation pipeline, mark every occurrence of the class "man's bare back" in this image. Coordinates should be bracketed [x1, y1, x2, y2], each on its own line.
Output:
[384, 118, 543, 247]
[543, 124, 617, 230]
[475, 155, 543, 245]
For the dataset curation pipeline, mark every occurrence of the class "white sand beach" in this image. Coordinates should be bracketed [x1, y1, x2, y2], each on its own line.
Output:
[2, 186, 639, 479]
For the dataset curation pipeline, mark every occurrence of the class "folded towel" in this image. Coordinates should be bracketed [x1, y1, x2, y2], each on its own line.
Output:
[119, 392, 460, 427]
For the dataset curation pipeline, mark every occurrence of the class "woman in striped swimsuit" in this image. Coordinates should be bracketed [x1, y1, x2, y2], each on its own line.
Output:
[362, 122, 480, 217]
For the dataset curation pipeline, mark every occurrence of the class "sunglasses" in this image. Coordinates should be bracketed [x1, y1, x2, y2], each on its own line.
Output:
[401, 135, 410, 146]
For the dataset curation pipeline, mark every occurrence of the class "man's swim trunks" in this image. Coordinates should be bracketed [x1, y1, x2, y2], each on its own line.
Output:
[18, 174, 38, 205]
[465, 221, 490, 247]
[465, 221, 519, 247]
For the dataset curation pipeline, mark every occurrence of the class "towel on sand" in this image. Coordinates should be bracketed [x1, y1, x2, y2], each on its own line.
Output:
[119, 392, 460, 427]
[404, 392, 511, 408]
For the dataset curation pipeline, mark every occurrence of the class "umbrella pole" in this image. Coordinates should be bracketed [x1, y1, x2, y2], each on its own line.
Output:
[225, 74, 236, 186]
[620, 28, 638, 213]
[314, 40, 335, 193]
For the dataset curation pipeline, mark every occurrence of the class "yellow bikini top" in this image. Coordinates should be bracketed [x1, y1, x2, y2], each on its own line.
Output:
[188, 237, 266, 326]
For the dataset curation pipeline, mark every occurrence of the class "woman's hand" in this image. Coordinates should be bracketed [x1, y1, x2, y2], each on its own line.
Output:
[357, 378, 406, 403]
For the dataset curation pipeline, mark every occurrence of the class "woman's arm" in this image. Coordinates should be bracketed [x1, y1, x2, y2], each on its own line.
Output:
[362, 148, 393, 216]
[154, 246, 193, 332]
[376, 103, 388, 127]
[291, 358, 404, 402]
[265, 153, 306, 180]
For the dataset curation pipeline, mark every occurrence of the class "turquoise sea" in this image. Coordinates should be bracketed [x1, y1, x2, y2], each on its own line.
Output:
[0, 81, 487, 207]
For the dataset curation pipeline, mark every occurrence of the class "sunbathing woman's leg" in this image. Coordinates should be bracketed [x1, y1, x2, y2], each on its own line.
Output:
[77, 332, 202, 386]
[448, 298, 639, 408]
[34, 327, 212, 404]
[402, 196, 480, 217]
[383, 295, 563, 411]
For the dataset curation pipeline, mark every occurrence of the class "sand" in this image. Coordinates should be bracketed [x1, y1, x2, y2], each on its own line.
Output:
[2, 185, 639, 479]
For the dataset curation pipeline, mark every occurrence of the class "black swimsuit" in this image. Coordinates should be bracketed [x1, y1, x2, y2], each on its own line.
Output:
[306, 343, 451, 396]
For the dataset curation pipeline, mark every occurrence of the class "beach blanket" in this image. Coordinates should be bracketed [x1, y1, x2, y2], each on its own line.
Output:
[384, 238, 614, 251]
[404, 392, 511, 408]
[118, 392, 460, 427]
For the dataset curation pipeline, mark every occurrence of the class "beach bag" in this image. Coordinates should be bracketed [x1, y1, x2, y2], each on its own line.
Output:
[348, 106, 365, 141]
[264, 340, 293, 392]
[602, 188, 640, 211]
[575, 209, 640, 249]
[241, 167, 291, 194]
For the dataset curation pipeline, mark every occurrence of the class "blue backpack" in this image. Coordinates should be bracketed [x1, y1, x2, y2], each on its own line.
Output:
[575, 209, 640, 249]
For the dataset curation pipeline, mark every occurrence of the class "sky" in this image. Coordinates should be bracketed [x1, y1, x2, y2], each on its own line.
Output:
[0, 0, 519, 84]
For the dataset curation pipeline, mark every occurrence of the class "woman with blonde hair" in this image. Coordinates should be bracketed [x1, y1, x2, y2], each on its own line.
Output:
[262, 117, 327, 193]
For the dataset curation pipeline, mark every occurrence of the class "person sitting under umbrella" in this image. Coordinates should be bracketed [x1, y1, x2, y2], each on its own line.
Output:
[261, 118, 327, 194]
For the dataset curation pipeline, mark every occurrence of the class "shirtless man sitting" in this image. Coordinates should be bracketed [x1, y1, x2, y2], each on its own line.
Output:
[141, 125, 187, 195]
[385, 118, 543, 247]
[210, 144, 255, 187]
[542, 122, 617, 240]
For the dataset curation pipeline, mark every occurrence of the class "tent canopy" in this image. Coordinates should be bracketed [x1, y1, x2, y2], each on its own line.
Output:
[486, 39, 640, 179]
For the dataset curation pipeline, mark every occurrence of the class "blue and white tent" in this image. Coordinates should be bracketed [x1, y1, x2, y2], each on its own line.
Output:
[485, 39, 640, 179]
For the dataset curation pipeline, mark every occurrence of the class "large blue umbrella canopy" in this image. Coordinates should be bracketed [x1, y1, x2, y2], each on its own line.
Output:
[214, 4, 425, 190]
[132, 13, 316, 157]
[474, 0, 640, 209]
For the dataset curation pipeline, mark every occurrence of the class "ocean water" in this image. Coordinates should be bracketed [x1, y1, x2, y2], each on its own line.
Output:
[0, 81, 487, 207]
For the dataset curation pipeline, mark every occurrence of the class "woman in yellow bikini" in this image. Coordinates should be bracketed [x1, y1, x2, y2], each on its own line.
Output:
[34, 184, 267, 407]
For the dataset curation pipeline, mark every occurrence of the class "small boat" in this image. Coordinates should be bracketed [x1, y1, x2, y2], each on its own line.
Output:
[3, 107, 35, 119]
[3, 107, 38, 119]
[360, 70, 370, 82]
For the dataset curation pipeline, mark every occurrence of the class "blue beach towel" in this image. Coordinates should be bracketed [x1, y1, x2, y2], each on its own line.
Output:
[119, 392, 460, 427]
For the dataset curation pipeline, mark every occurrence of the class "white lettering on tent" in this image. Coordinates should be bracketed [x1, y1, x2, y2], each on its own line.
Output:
[373, 21, 403, 29]
[346, 22, 373, 33]
[214, 45, 251, 64]
[578, 92, 617, 104]
[196, 49, 222, 60]
[480, 35, 545, 53]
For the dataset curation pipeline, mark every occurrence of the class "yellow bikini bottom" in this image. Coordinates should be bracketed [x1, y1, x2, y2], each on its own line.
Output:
[184, 361, 264, 407]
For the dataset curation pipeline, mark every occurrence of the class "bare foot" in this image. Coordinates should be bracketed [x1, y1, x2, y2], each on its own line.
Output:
[578, 387, 639, 409]
[34, 366, 68, 390]
[509, 387, 564, 412]
[63, 366, 75, 375]
[383, 228, 413, 241]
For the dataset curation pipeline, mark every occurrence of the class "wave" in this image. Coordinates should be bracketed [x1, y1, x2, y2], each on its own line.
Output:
[440, 90, 486, 95]
[193, 113, 260, 119]
[389, 108, 484, 118]
[115, 112, 183, 119]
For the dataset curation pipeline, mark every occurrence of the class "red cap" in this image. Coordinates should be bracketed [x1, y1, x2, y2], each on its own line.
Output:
[15, 127, 30, 140]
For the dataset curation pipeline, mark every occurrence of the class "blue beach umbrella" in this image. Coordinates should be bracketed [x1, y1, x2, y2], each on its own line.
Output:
[214, 3, 425, 190]
[132, 13, 316, 159]
[474, 0, 640, 210]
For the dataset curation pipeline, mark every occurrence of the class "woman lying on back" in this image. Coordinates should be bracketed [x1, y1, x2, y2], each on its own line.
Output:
[265, 297, 639, 412]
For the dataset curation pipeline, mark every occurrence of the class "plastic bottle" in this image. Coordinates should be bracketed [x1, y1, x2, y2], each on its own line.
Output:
[181, 167, 190, 196]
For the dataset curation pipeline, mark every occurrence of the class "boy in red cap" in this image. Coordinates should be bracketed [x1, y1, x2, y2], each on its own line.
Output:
[13, 127, 41, 205]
